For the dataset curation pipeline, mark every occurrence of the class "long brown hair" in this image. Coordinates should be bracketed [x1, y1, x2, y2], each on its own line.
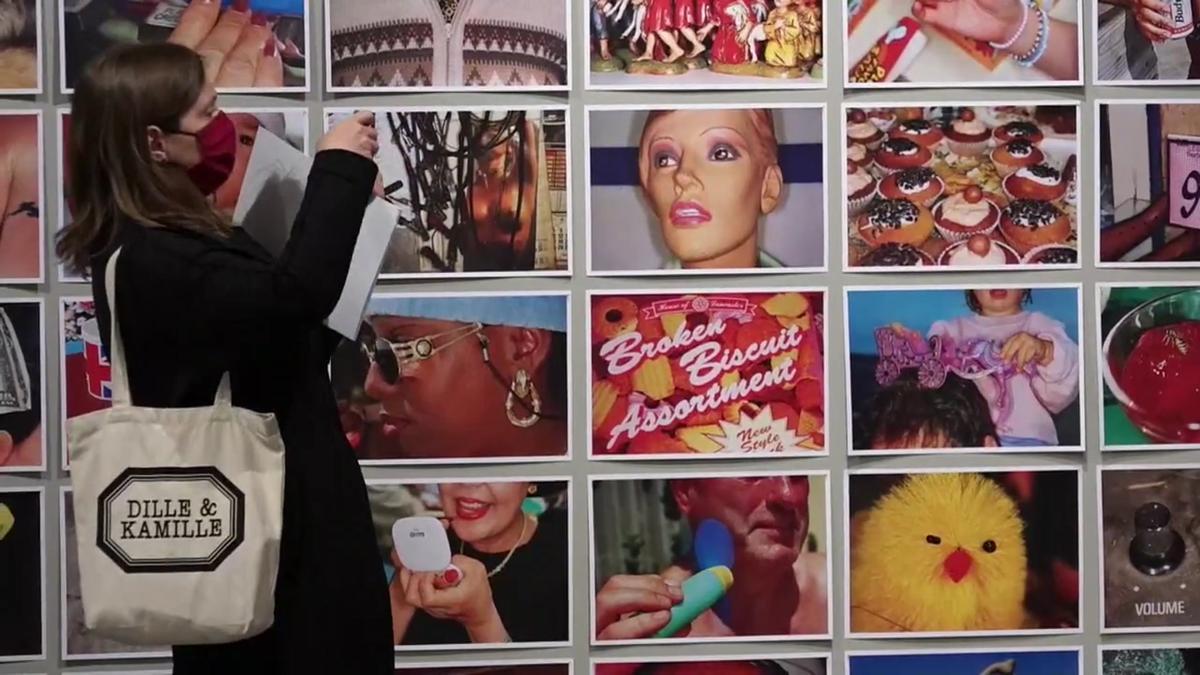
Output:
[55, 42, 230, 276]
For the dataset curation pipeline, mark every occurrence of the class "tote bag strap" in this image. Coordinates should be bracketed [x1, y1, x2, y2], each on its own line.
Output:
[103, 248, 233, 410]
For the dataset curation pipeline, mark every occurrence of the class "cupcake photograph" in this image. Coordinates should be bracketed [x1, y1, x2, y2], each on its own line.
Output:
[846, 103, 1079, 271]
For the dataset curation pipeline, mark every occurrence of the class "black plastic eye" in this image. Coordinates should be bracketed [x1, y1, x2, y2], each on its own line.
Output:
[926, 535, 941, 545]
[982, 539, 997, 553]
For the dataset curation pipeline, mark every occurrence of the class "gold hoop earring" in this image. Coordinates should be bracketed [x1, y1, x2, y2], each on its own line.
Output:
[506, 369, 541, 428]
[527, 484, 537, 495]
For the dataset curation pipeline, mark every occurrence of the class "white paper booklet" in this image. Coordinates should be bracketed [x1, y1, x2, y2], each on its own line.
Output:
[233, 130, 395, 340]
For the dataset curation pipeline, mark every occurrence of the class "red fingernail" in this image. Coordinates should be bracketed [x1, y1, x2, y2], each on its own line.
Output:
[251, 12, 266, 25]
[442, 568, 461, 584]
[233, 0, 249, 12]
[263, 39, 276, 56]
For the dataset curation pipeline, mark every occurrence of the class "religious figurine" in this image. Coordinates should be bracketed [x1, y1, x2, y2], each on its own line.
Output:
[764, 0, 818, 69]
[590, 0, 624, 70]
[636, 0, 687, 63]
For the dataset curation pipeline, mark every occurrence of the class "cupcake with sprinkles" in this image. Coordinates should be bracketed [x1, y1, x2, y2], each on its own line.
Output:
[991, 139, 1045, 176]
[857, 197, 935, 248]
[1000, 199, 1072, 256]
[875, 137, 933, 174]
[858, 242, 935, 267]
[944, 108, 991, 157]
[1022, 243, 1078, 265]
[1004, 163, 1068, 202]
[889, 118, 944, 149]
[993, 120, 1044, 145]
[879, 166, 944, 207]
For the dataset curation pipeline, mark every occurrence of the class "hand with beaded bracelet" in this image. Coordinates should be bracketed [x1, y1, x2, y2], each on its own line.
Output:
[910, 0, 1079, 80]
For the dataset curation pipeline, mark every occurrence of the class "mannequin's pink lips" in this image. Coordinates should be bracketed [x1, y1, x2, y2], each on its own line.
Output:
[670, 201, 712, 228]
[454, 498, 491, 521]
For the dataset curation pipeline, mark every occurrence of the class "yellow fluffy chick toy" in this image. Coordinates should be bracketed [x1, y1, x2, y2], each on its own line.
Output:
[850, 472, 1029, 633]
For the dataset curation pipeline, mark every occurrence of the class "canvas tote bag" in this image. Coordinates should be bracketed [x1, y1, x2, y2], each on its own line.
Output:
[66, 248, 285, 645]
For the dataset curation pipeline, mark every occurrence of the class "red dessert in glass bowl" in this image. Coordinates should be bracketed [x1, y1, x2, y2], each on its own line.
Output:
[1103, 289, 1200, 444]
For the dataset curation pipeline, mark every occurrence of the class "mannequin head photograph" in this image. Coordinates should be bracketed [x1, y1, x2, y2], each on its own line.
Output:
[638, 108, 783, 269]
[589, 105, 826, 273]
[331, 294, 570, 463]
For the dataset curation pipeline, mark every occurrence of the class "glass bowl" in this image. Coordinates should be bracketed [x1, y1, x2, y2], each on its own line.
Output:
[1103, 288, 1200, 444]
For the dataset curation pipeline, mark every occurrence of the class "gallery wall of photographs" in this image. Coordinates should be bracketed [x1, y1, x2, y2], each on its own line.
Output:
[2, 0, 1200, 673]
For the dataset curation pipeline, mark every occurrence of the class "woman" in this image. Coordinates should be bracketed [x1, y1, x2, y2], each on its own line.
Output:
[387, 482, 569, 645]
[637, 108, 785, 270]
[337, 295, 568, 461]
[54, 43, 393, 673]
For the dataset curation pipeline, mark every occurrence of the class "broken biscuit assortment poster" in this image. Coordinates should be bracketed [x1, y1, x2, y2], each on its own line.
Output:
[589, 290, 825, 458]
[1, 0, 1198, 671]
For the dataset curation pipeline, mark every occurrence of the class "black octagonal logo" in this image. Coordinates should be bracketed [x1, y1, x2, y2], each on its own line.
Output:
[96, 466, 245, 574]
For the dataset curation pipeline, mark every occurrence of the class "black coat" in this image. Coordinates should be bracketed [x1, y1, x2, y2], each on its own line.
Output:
[88, 149, 393, 674]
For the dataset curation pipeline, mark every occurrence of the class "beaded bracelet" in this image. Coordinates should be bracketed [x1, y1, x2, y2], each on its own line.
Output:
[989, 0, 1030, 50]
[1011, 4, 1049, 67]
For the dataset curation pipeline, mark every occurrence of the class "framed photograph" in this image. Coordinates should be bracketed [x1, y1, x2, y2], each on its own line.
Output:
[325, 107, 570, 279]
[331, 292, 570, 464]
[1095, 0, 1200, 84]
[845, 284, 1084, 454]
[847, 647, 1082, 674]
[843, 103, 1080, 271]
[587, 289, 826, 458]
[589, 471, 832, 644]
[1098, 101, 1200, 267]
[1100, 465, 1200, 632]
[1102, 644, 1200, 673]
[368, 478, 571, 651]
[57, 107, 308, 283]
[394, 660, 572, 675]
[846, 0, 1081, 86]
[0, 110, 43, 284]
[0, 0, 40, 93]
[585, 0, 825, 90]
[325, 0, 568, 92]
[0, 487, 44, 663]
[1097, 283, 1200, 449]
[59, 296, 107, 471]
[59, 0, 309, 94]
[0, 298, 44, 472]
[594, 654, 829, 674]
[59, 489, 170, 660]
[587, 104, 826, 275]
[846, 466, 1082, 638]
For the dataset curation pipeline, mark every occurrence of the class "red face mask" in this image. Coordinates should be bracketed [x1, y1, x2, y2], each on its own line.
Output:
[167, 111, 237, 195]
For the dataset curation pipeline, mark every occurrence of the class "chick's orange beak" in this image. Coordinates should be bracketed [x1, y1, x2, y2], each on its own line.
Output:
[942, 548, 974, 583]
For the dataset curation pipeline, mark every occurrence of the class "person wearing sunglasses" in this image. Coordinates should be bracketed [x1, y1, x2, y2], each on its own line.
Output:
[332, 296, 569, 461]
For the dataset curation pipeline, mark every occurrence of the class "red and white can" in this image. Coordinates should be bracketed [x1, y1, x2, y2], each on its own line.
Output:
[81, 318, 112, 401]
[1167, 0, 1194, 40]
